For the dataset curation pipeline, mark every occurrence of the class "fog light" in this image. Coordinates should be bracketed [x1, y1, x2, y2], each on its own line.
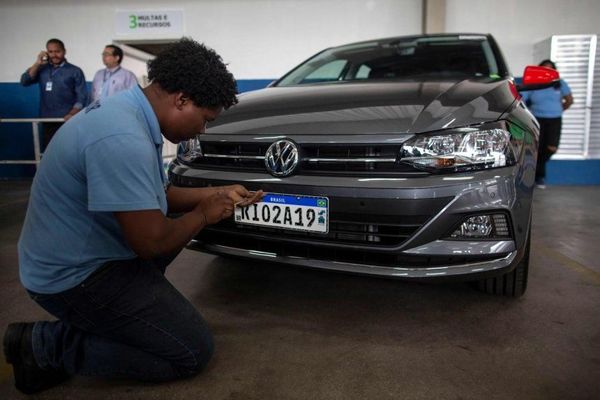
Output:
[450, 214, 510, 239]
[492, 214, 510, 237]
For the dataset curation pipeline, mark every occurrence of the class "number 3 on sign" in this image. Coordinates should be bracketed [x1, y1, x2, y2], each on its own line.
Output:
[129, 15, 138, 29]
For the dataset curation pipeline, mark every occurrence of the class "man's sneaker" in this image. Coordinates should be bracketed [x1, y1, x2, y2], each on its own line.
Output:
[3, 322, 70, 394]
[535, 178, 546, 189]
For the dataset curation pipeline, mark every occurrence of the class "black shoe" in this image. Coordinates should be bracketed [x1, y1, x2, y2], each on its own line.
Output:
[3, 322, 70, 394]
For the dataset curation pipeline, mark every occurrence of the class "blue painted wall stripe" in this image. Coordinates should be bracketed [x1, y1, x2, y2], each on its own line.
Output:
[546, 160, 600, 185]
[1, 81, 599, 184]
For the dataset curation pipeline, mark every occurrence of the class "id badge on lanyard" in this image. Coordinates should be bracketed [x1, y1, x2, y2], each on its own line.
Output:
[47, 66, 61, 92]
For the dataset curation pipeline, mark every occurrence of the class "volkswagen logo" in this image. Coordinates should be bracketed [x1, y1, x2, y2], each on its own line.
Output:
[264, 139, 299, 177]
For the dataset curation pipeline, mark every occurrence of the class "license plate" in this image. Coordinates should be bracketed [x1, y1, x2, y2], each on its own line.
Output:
[234, 193, 329, 233]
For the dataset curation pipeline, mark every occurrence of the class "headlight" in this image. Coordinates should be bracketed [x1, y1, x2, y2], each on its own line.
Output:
[399, 126, 517, 172]
[449, 214, 511, 239]
[177, 135, 203, 162]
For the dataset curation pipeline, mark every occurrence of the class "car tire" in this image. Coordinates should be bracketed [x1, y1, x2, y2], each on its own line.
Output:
[474, 227, 530, 297]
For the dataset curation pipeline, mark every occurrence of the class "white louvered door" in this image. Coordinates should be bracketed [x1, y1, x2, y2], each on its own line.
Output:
[588, 36, 600, 158]
[552, 35, 593, 158]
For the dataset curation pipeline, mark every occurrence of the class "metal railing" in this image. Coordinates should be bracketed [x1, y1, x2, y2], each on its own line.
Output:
[1, 118, 176, 172]
[0, 118, 64, 169]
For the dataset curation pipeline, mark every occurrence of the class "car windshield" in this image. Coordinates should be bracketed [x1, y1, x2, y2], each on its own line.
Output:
[276, 35, 503, 87]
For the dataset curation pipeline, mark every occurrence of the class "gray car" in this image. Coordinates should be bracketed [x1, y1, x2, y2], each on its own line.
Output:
[169, 33, 557, 297]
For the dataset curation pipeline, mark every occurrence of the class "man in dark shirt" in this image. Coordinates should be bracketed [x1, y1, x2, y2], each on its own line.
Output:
[20, 38, 88, 148]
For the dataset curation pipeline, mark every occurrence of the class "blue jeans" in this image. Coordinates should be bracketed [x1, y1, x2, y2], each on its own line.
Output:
[27, 255, 214, 382]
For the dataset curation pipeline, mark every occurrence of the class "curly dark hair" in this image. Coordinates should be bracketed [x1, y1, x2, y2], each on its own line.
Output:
[147, 38, 238, 109]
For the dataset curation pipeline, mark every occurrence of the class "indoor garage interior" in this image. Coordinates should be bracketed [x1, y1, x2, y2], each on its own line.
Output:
[1, 1, 599, 399]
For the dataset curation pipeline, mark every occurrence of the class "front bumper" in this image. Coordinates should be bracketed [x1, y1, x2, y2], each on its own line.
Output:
[190, 241, 517, 279]
[170, 160, 531, 279]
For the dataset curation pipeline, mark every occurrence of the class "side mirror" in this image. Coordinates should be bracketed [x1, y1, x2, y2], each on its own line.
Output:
[517, 65, 560, 91]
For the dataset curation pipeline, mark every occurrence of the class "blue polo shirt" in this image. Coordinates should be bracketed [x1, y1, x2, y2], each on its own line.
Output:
[18, 86, 168, 294]
[21, 61, 88, 117]
[521, 79, 571, 119]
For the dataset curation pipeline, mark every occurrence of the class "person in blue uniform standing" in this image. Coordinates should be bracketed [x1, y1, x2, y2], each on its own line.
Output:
[20, 38, 88, 149]
[521, 60, 574, 187]
[4, 38, 263, 394]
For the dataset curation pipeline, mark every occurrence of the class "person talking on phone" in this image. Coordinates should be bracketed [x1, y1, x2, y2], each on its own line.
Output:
[20, 38, 88, 149]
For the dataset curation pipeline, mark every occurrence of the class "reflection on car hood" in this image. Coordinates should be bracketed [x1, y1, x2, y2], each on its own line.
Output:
[209, 78, 518, 135]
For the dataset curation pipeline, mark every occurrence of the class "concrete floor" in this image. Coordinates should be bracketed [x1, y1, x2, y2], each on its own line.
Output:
[0, 181, 599, 400]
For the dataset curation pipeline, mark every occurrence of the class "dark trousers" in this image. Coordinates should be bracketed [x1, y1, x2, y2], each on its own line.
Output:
[43, 122, 63, 151]
[536, 117, 562, 181]
[28, 255, 214, 382]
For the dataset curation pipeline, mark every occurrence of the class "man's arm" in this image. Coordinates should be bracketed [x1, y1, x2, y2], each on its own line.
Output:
[166, 184, 263, 213]
[63, 107, 81, 121]
[115, 189, 237, 259]
[562, 94, 573, 111]
[64, 68, 88, 120]
[560, 80, 573, 111]
[115, 209, 207, 259]
[21, 51, 47, 86]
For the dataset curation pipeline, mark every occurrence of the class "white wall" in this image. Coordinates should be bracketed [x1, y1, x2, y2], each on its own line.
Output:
[0, 0, 422, 82]
[4, 0, 600, 83]
[446, 0, 600, 75]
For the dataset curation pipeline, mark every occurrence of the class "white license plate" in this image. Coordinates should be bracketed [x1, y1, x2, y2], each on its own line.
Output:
[234, 193, 329, 233]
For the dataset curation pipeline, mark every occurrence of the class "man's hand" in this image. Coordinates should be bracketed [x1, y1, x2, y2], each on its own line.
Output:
[194, 191, 234, 225]
[27, 51, 48, 79]
[223, 184, 264, 207]
[63, 108, 80, 121]
[195, 186, 264, 225]
[36, 51, 48, 66]
[166, 184, 264, 214]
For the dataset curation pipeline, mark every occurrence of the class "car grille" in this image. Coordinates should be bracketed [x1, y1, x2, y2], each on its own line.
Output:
[187, 142, 422, 175]
[203, 212, 429, 247]
[171, 170, 456, 268]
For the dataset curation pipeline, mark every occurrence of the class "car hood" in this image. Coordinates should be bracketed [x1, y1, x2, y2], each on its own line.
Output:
[208, 78, 518, 135]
